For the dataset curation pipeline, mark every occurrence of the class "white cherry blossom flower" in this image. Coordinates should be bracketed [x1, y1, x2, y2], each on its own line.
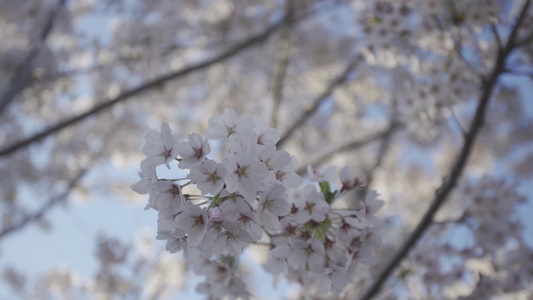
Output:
[202, 207, 254, 256]
[258, 146, 302, 189]
[131, 159, 157, 195]
[359, 190, 384, 226]
[177, 133, 210, 169]
[263, 244, 290, 275]
[335, 215, 364, 247]
[307, 165, 336, 183]
[274, 156, 302, 188]
[254, 118, 281, 146]
[256, 185, 290, 233]
[131, 160, 158, 209]
[206, 108, 255, 140]
[142, 122, 178, 168]
[220, 198, 262, 240]
[222, 149, 268, 197]
[187, 159, 227, 195]
[151, 181, 184, 213]
[156, 218, 187, 254]
[175, 203, 208, 247]
[288, 239, 325, 272]
[339, 165, 364, 192]
[292, 185, 329, 224]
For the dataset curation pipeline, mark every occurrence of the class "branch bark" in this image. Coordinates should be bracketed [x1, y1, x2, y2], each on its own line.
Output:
[0, 8, 324, 158]
[0, 167, 87, 241]
[270, 28, 292, 128]
[270, 0, 295, 129]
[295, 124, 398, 175]
[358, 1, 531, 299]
[276, 55, 364, 148]
[357, 122, 397, 199]
[0, 0, 68, 115]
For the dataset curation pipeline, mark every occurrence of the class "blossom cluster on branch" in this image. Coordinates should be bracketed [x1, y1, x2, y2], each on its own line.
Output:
[132, 108, 384, 298]
[396, 177, 533, 299]
[1, 0, 533, 299]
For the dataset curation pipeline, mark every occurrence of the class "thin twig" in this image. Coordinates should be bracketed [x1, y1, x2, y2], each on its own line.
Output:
[295, 124, 399, 175]
[358, 1, 531, 299]
[0, 0, 68, 115]
[0, 119, 116, 241]
[0, 168, 87, 241]
[491, 23, 503, 53]
[431, 15, 480, 78]
[503, 68, 533, 79]
[360, 98, 400, 194]
[270, 36, 292, 127]
[0, 9, 324, 158]
[449, 106, 468, 137]
[357, 122, 398, 199]
[277, 55, 364, 148]
[270, 0, 294, 128]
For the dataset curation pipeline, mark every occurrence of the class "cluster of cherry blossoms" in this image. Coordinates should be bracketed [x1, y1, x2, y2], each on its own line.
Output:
[404, 177, 533, 299]
[131, 109, 385, 298]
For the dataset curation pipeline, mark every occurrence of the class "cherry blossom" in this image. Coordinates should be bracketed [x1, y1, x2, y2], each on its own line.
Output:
[176, 133, 210, 169]
[133, 113, 387, 298]
[187, 159, 227, 195]
[174, 203, 208, 247]
[256, 185, 290, 233]
[292, 185, 330, 224]
[142, 122, 178, 169]
[206, 108, 255, 140]
[222, 149, 268, 198]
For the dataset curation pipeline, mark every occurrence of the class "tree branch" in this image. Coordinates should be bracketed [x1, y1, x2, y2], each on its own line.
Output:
[358, 122, 397, 197]
[270, 1, 294, 128]
[0, 0, 68, 115]
[0, 167, 87, 241]
[270, 36, 292, 127]
[491, 23, 503, 53]
[0, 8, 325, 158]
[515, 28, 533, 47]
[431, 15, 480, 78]
[277, 55, 364, 148]
[295, 124, 398, 175]
[358, 1, 531, 299]
[503, 68, 533, 80]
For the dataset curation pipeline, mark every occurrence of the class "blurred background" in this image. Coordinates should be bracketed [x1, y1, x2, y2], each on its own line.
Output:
[0, 0, 532, 299]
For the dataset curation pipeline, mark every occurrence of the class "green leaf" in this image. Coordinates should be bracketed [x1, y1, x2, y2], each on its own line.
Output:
[320, 181, 338, 205]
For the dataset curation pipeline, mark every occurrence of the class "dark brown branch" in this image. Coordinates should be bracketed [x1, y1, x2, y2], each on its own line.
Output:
[295, 124, 398, 175]
[0, 0, 68, 115]
[0, 12, 313, 158]
[0, 168, 87, 241]
[277, 55, 364, 148]
[358, 1, 531, 299]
